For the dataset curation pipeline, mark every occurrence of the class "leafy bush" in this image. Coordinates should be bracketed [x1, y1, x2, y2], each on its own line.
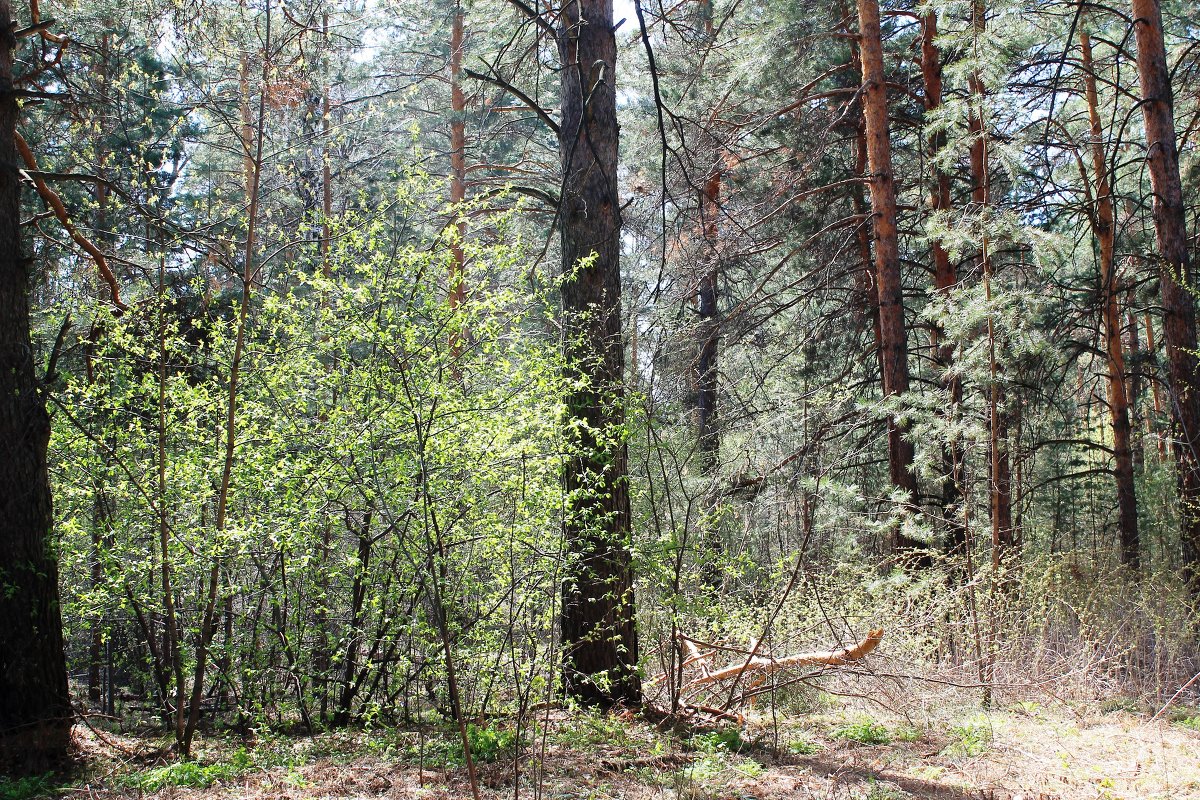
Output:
[124, 747, 259, 791]
[833, 719, 891, 745]
[944, 719, 992, 757]
[466, 723, 517, 763]
[690, 728, 747, 753]
[406, 724, 516, 767]
[0, 774, 56, 800]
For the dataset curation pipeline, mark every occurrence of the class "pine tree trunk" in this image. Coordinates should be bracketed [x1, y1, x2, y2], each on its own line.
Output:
[557, 0, 640, 708]
[696, 0, 722, 582]
[921, 10, 967, 557]
[1131, 0, 1200, 586]
[0, 3, 72, 771]
[857, 0, 920, 550]
[1081, 30, 1139, 569]
[968, 0, 1014, 561]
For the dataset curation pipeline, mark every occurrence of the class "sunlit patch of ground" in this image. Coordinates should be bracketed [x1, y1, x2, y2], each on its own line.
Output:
[58, 701, 1200, 800]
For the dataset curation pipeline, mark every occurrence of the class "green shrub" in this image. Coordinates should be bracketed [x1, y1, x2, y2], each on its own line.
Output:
[689, 728, 746, 753]
[0, 774, 57, 800]
[787, 736, 822, 755]
[944, 720, 992, 757]
[833, 719, 891, 745]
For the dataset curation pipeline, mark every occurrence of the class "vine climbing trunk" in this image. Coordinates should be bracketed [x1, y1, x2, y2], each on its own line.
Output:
[556, 0, 641, 708]
[0, 1, 72, 772]
[1131, 0, 1200, 587]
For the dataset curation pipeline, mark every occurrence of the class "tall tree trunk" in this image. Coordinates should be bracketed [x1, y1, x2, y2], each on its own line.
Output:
[1080, 29, 1139, 569]
[968, 0, 1013, 562]
[448, 0, 467, 319]
[1131, 0, 1200, 586]
[857, 0, 920, 551]
[1144, 310, 1167, 458]
[556, 0, 640, 708]
[852, 124, 885, 383]
[921, 10, 967, 558]
[0, 3, 72, 771]
[1126, 289, 1146, 470]
[697, 0, 722, 582]
[916, 12, 964, 561]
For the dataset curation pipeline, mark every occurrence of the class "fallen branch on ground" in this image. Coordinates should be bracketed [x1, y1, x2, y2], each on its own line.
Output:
[681, 627, 885, 693]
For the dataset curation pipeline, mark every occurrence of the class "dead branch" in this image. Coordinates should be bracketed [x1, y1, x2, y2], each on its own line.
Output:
[681, 627, 884, 692]
[15, 131, 125, 311]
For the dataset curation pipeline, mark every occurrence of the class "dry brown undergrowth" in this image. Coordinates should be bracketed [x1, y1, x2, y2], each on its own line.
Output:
[60, 695, 1200, 800]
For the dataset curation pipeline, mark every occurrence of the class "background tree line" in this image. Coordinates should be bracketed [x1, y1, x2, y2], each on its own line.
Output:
[2, 0, 1199, 775]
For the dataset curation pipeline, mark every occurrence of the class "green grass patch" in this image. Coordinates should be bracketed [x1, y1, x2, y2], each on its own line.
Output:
[833, 719, 891, 745]
[1171, 713, 1200, 732]
[787, 736, 822, 755]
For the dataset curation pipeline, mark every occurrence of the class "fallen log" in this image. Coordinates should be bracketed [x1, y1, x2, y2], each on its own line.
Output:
[681, 627, 884, 692]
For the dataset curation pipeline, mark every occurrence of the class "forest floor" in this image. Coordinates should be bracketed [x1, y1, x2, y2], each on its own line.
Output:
[28, 696, 1200, 800]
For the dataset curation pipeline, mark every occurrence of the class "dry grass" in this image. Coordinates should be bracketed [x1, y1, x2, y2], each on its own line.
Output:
[57, 696, 1200, 800]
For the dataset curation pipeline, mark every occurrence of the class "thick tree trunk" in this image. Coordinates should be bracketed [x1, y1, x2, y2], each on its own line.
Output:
[857, 0, 920, 550]
[921, 11, 967, 558]
[557, 0, 640, 708]
[1131, 0, 1200, 586]
[1081, 30, 1139, 569]
[0, 3, 73, 772]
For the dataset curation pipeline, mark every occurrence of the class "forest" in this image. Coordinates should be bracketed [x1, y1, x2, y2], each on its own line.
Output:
[1, 0, 1199, 797]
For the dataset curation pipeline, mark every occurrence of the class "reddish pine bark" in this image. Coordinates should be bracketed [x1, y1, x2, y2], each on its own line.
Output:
[1131, 0, 1200, 585]
[856, 0, 920, 550]
[921, 11, 967, 557]
[1080, 30, 1139, 568]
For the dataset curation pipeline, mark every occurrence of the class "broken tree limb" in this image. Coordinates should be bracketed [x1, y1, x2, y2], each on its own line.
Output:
[680, 627, 884, 693]
[15, 131, 125, 311]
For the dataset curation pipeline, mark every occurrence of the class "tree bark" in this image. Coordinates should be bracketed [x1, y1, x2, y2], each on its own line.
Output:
[1131, 0, 1200, 586]
[856, 0, 920, 550]
[1081, 29, 1139, 569]
[696, 0, 722, 583]
[0, 2, 72, 772]
[557, 0, 640, 708]
[968, 0, 1014, 561]
[921, 10, 967, 558]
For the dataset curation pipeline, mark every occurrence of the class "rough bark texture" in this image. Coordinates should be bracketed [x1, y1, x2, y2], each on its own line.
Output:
[557, 0, 640, 708]
[0, 1, 73, 771]
[857, 0, 919, 548]
[921, 11, 966, 558]
[1081, 30, 1139, 569]
[1131, 0, 1200, 585]
[696, 0, 722, 582]
[968, 0, 1014, 559]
